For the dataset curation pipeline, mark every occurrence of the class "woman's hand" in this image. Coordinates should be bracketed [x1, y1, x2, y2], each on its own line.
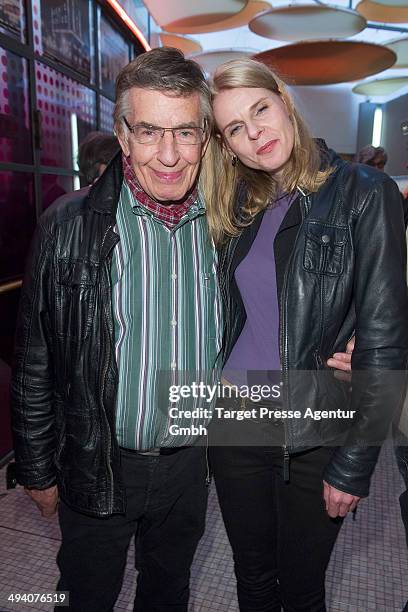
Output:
[326, 337, 355, 373]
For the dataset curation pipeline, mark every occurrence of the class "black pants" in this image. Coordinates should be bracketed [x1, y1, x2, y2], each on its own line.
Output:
[394, 429, 408, 548]
[210, 445, 343, 612]
[56, 446, 208, 612]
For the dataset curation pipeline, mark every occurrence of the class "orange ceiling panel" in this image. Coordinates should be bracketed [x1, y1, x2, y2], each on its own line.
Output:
[356, 0, 408, 23]
[254, 41, 397, 86]
[159, 34, 202, 54]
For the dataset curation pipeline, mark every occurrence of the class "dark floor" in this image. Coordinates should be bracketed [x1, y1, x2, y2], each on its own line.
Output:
[0, 442, 407, 611]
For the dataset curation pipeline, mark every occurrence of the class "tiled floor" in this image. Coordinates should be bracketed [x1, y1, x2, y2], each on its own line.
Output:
[0, 442, 407, 611]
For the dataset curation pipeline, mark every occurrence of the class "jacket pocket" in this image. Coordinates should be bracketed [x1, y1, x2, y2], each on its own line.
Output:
[303, 221, 348, 276]
[56, 260, 98, 340]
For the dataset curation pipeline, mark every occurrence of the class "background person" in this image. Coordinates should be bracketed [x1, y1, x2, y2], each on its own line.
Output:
[77, 131, 120, 185]
[354, 144, 387, 171]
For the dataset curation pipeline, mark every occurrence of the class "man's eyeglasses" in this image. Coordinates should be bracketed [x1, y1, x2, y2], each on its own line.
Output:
[123, 117, 206, 145]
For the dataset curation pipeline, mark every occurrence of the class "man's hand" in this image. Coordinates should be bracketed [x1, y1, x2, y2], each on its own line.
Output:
[323, 481, 360, 518]
[24, 485, 59, 518]
[326, 336, 355, 373]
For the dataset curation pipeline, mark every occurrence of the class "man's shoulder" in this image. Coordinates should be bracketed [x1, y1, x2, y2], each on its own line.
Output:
[40, 186, 90, 230]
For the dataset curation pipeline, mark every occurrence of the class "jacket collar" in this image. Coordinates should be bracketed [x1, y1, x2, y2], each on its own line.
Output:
[87, 150, 124, 216]
[315, 138, 344, 170]
[227, 139, 341, 276]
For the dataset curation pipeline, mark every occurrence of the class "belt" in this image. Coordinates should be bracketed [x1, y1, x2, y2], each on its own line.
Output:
[120, 446, 190, 456]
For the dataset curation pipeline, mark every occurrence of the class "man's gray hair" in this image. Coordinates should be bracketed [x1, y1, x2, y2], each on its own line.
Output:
[113, 47, 212, 140]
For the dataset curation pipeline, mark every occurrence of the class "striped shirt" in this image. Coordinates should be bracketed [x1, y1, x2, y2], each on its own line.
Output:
[112, 181, 223, 450]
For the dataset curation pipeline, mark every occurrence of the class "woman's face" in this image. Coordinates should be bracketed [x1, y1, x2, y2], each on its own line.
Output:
[213, 87, 295, 177]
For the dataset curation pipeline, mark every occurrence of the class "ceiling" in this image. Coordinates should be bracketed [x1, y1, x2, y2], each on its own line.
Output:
[145, 0, 408, 101]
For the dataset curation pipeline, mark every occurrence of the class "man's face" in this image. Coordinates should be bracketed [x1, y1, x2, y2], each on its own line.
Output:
[118, 88, 207, 202]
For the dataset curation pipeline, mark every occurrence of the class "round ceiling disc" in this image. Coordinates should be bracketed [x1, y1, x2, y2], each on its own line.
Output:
[163, 1, 271, 34]
[143, 0, 247, 29]
[385, 37, 408, 67]
[159, 34, 202, 55]
[352, 77, 408, 95]
[367, 0, 408, 6]
[188, 49, 254, 74]
[249, 5, 366, 42]
[356, 0, 408, 22]
[253, 40, 396, 86]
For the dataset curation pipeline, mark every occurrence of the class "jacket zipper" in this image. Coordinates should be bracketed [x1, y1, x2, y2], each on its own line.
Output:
[283, 446, 290, 481]
[99, 223, 117, 514]
[205, 436, 211, 486]
[279, 193, 308, 481]
[279, 255, 290, 480]
[101, 315, 114, 514]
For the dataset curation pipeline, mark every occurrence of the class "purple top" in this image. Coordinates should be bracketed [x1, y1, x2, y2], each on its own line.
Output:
[223, 194, 293, 385]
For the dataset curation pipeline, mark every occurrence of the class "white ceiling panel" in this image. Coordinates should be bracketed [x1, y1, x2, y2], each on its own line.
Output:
[144, 0, 246, 29]
[188, 49, 254, 73]
[386, 36, 408, 66]
[249, 5, 366, 41]
[353, 76, 408, 94]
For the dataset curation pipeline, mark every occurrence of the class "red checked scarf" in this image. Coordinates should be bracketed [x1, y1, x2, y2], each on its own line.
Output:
[122, 154, 197, 229]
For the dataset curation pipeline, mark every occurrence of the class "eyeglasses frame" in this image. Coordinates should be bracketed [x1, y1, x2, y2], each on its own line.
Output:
[123, 117, 207, 145]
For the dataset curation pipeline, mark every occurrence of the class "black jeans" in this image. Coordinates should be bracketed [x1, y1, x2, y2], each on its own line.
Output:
[56, 446, 208, 612]
[210, 445, 343, 612]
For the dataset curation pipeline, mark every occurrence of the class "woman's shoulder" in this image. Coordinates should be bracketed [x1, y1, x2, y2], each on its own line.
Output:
[326, 157, 396, 200]
[332, 161, 404, 220]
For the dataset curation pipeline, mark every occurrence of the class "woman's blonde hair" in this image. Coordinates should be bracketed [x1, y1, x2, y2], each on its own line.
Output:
[202, 58, 333, 245]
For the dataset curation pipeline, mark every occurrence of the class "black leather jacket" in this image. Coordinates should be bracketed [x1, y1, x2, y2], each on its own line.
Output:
[218, 147, 408, 497]
[11, 156, 125, 517]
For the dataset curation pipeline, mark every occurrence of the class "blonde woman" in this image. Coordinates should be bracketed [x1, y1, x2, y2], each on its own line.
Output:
[204, 59, 408, 611]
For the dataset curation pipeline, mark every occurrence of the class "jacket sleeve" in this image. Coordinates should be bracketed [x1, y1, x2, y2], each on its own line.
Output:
[11, 222, 57, 490]
[324, 176, 408, 497]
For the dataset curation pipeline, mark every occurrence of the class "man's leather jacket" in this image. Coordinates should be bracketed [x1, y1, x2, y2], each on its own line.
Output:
[217, 147, 408, 497]
[11, 155, 125, 517]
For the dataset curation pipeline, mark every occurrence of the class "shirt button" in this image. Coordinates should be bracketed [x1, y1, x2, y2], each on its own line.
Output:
[171, 273, 177, 280]
[321, 234, 330, 244]
[170, 319, 177, 326]
[171, 362, 177, 369]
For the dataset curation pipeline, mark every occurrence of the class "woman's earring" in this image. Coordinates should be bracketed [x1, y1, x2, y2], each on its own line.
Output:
[231, 155, 238, 167]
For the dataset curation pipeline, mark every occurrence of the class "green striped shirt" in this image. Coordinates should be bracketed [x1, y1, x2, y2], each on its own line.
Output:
[112, 181, 222, 450]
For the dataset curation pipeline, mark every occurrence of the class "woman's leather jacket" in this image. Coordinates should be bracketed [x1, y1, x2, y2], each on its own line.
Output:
[217, 147, 408, 497]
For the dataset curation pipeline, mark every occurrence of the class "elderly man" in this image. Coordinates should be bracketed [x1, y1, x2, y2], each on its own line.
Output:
[11, 47, 221, 612]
